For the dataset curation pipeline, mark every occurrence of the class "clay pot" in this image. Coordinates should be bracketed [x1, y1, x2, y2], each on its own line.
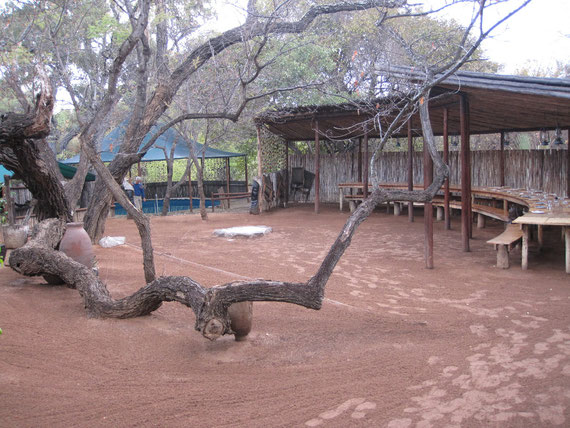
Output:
[43, 222, 94, 285]
[228, 301, 253, 341]
[2, 225, 28, 249]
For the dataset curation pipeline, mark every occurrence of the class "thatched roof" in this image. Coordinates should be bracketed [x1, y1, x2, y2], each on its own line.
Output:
[255, 69, 570, 141]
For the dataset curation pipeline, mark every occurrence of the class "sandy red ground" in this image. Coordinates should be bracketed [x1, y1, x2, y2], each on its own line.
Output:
[1, 204, 569, 427]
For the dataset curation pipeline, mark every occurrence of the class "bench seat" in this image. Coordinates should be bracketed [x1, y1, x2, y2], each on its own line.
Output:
[486, 224, 523, 268]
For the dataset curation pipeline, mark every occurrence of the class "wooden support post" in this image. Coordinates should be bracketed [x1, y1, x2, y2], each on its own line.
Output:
[460, 94, 471, 252]
[315, 121, 320, 214]
[358, 137, 362, 183]
[477, 213, 486, 229]
[394, 202, 401, 216]
[567, 129, 570, 198]
[564, 227, 570, 273]
[285, 142, 289, 204]
[537, 225, 544, 250]
[497, 245, 509, 269]
[4, 176, 14, 225]
[443, 108, 451, 230]
[225, 157, 231, 209]
[522, 225, 529, 270]
[407, 119, 414, 222]
[188, 163, 193, 213]
[244, 155, 249, 194]
[256, 125, 263, 214]
[436, 206, 443, 221]
[363, 130, 369, 199]
[500, 132, 505, 187]
[424, 131, 434, 269]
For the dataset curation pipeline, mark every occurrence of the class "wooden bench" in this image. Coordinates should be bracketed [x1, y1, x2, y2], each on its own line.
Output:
[343, 194, 398, 213]
[211, 192, 250, 211]
[343, 194, 366, 212]
[486, 224, 523, 269]
[432, 199, 510, 225]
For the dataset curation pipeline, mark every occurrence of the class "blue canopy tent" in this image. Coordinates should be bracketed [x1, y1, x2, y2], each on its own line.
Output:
[60, 122, 248, 214]
[60, 122, 245, 164]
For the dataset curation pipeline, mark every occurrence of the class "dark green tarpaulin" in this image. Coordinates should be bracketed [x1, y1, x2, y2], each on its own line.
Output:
[58, 163, 96, 181]
[1, 162, 95, 183]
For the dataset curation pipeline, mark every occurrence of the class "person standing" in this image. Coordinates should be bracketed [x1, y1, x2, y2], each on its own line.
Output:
[122, 177, 134, 204]
[133, 176, 146, 211]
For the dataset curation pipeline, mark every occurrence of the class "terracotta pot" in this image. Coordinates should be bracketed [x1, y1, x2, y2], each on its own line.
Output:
[43, 222, 94, 285]
[228, 301, 253, 341]
[2, 225, 28, 249]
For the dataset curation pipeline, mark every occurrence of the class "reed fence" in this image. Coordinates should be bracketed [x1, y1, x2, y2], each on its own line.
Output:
[290, 149, 568, 203]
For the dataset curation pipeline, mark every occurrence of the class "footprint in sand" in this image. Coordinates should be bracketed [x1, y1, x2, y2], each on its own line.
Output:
[305, 398, 377, 426]
[350, 290, 368, 298]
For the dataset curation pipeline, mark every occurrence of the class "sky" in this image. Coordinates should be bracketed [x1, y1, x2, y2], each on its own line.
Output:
[432, 0, 570, 74]
[212, 0, 570, 75]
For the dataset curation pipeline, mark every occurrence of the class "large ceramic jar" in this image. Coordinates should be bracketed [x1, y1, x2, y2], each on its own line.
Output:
[44, 222, 95, 284]
[2, 225, 28, 249]
[228, 301, 253, 341]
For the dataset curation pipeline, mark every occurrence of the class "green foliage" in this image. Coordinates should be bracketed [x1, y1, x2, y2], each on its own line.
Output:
[87, 14, 130, 44]
[0, 198, 7, 225]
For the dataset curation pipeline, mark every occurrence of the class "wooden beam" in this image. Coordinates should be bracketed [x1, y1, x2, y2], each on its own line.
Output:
[315, 121, 320, 214]
[460, 94, 471, 252]
[500, 132, 505, 187]
[443, 108, 450, 230]
[407, 119, 414, 222]
[423, 130, 434, 269]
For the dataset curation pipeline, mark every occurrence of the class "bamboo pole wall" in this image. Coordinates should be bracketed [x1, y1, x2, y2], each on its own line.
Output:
[289, 149, 568, 203]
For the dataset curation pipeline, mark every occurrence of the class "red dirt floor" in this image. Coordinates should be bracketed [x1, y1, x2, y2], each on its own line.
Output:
[1, 203, 569, 427]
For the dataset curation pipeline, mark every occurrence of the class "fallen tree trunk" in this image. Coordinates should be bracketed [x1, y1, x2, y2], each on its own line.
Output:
[10, 171, 445, 340]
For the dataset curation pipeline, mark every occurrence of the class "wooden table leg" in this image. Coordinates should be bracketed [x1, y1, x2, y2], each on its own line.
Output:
[564, 227, 570, 273]
[537, 225, 543, 250]
[522, 225, 529, 270]
[339, 189, 343, 211]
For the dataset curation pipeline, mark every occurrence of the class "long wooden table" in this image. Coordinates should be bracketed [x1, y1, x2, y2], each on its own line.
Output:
[339, 182, 570, 273]
[513, 211, 570, 274]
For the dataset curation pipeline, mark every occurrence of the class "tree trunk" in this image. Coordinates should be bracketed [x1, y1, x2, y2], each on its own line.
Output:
[83, 181, 115, 243]
[197, 160, 207, 220]
[161, 181, 173, 216]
